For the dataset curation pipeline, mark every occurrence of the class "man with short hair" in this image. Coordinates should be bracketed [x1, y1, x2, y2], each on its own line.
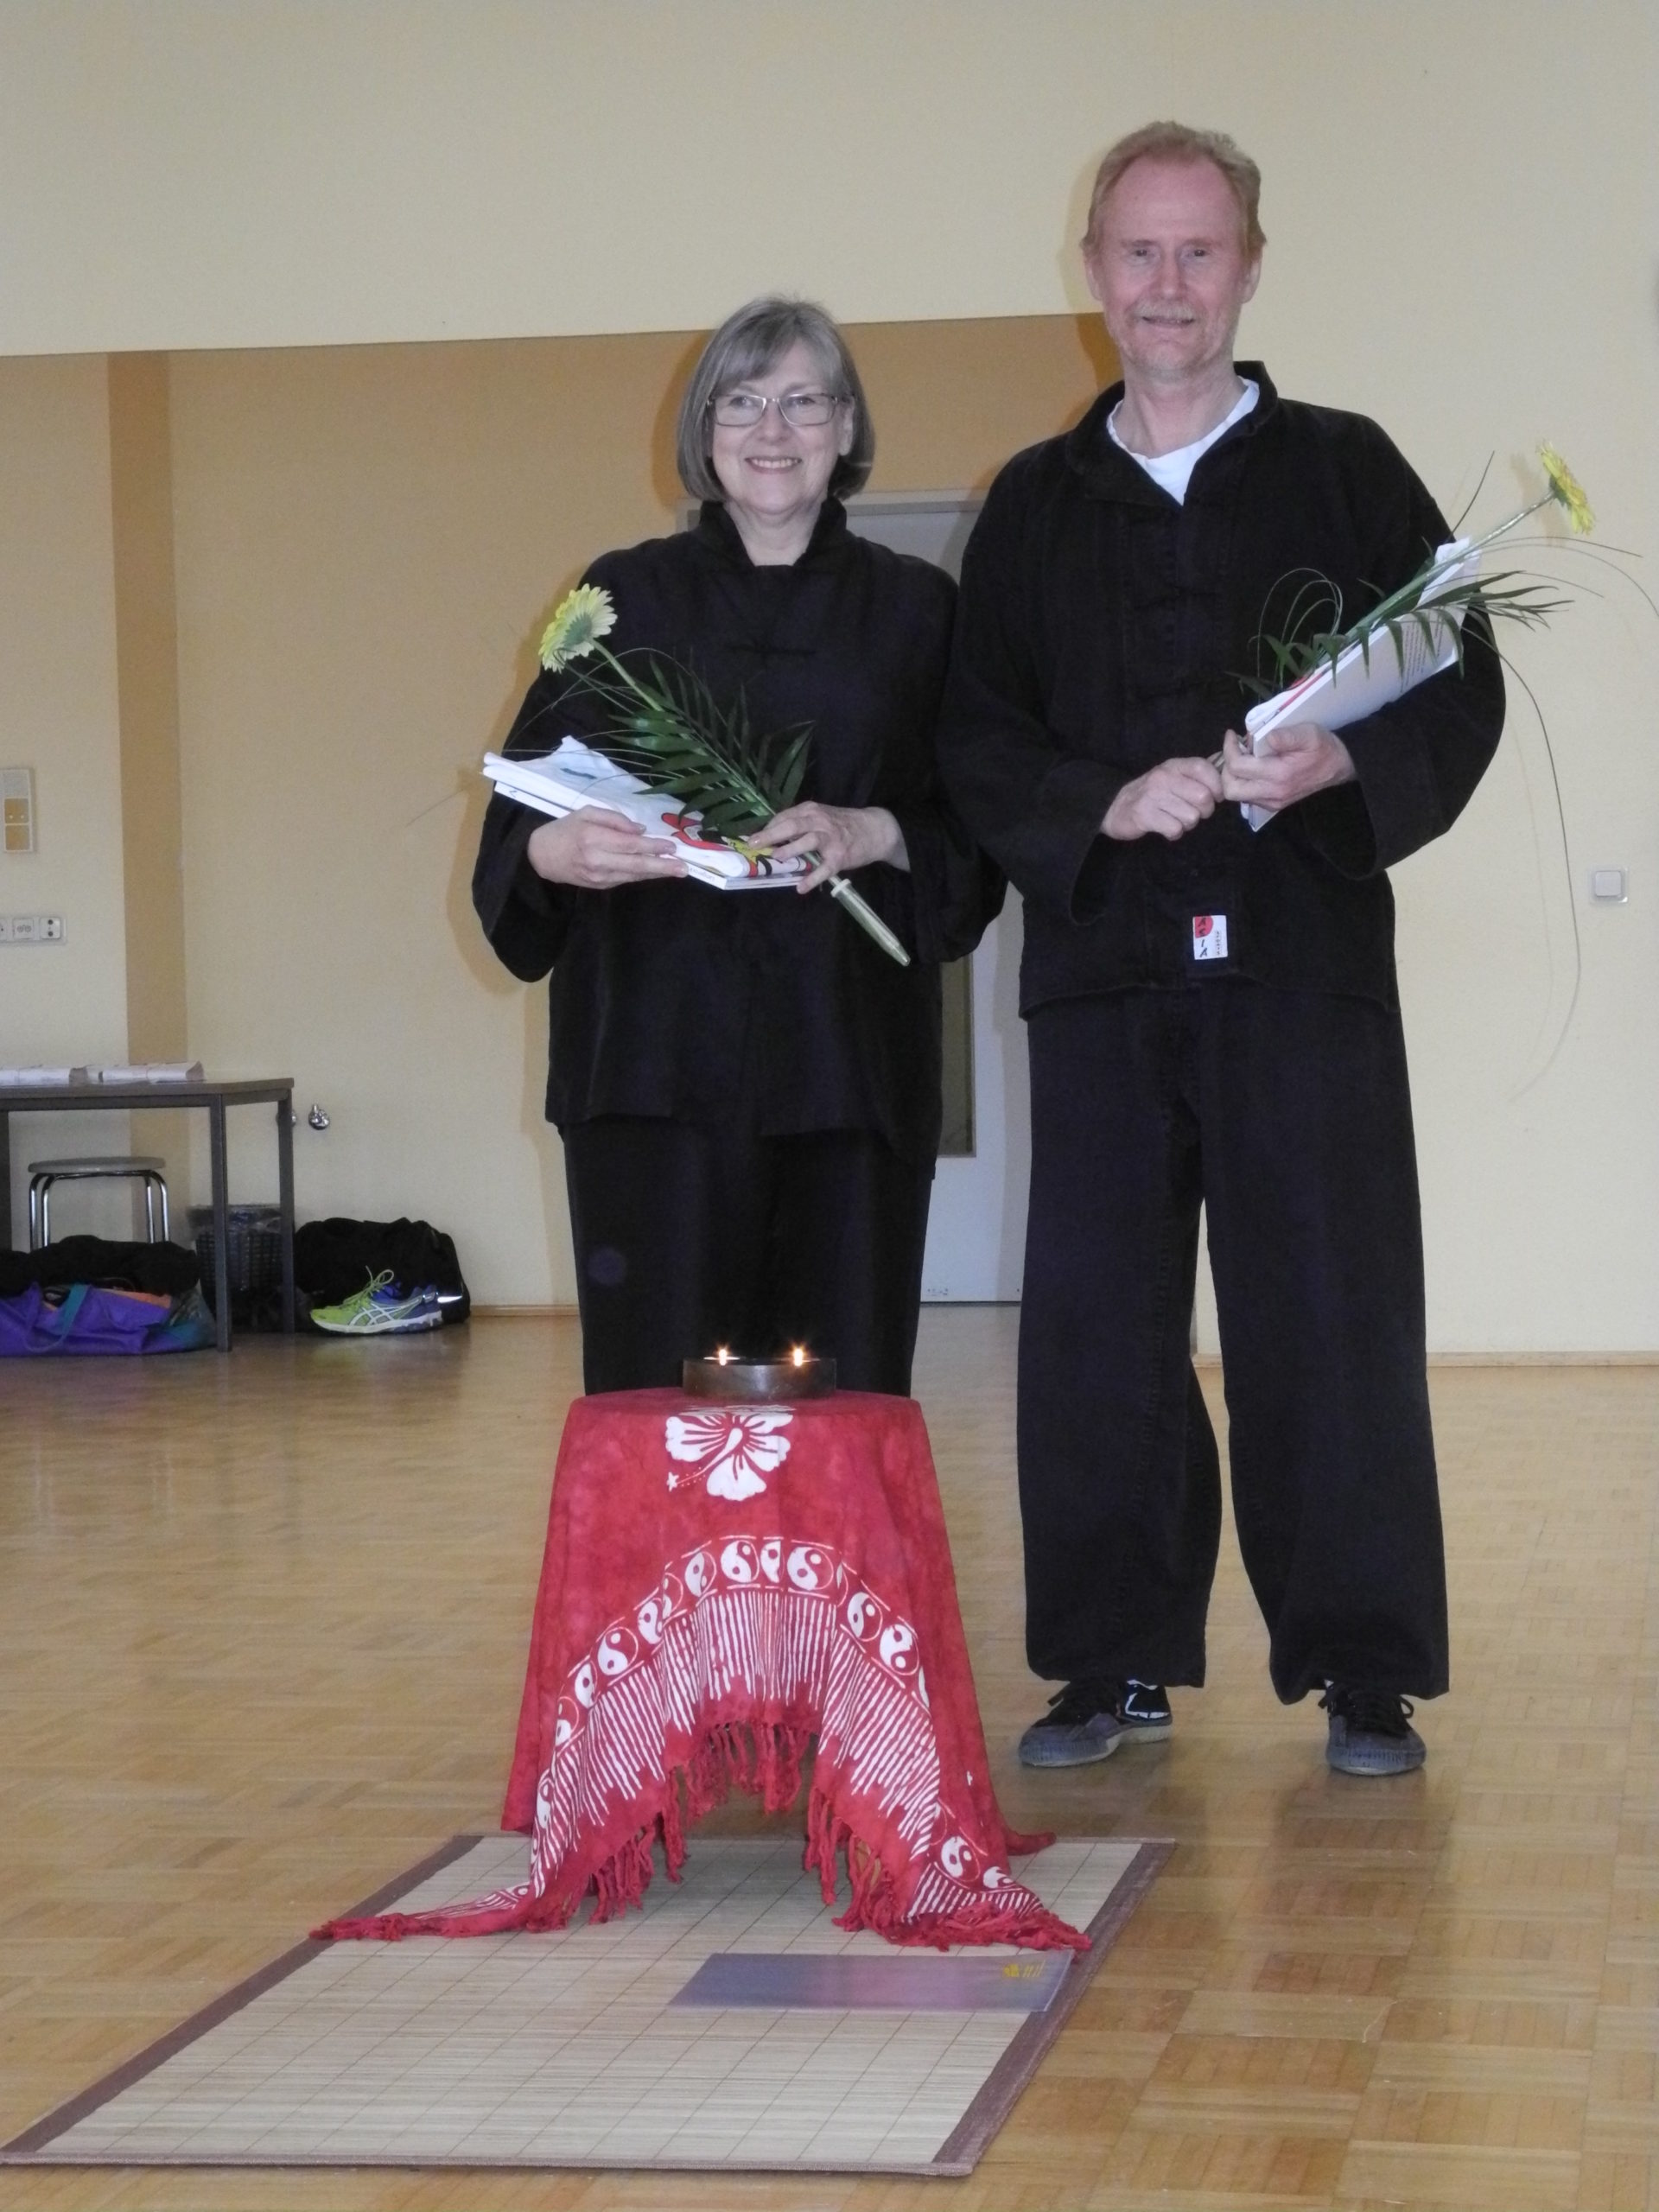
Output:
[940, 122, 1504, 1776]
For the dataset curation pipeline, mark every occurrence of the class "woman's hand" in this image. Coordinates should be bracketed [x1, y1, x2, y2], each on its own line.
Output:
[750, 803, 909, 893]
[525, 809, 688, 891]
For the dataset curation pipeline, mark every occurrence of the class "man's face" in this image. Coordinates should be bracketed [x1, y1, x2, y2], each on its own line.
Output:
[1084, 156, 1261, 390]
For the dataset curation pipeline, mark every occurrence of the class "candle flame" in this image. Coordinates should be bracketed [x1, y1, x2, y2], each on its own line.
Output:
[716, 1345, 729, 1365]
[791, 1344, 805, 1367]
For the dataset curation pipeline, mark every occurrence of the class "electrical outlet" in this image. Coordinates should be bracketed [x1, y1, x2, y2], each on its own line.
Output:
[0, 914, 65, 944]
[0, 916, 11, 943]
[38, 914, 63, 941]
[10, 914, 37, 942]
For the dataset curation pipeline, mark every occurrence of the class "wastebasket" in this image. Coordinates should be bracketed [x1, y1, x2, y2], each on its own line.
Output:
[189, 1204, 283, 1326]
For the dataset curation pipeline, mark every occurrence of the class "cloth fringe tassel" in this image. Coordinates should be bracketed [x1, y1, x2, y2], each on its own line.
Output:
[803, 1796, 1085, 1954]
[314, 1720, 1084, 1951]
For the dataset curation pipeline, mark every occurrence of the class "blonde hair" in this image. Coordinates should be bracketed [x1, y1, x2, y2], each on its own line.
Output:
[1082, 122, 1265, 257]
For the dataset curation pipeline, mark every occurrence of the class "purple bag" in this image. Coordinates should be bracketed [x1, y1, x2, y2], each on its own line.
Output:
[0, 1281, 211, 1356]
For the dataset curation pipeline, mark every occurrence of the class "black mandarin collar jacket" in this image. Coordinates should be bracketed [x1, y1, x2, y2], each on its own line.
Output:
[473, 499, 1000, 1164]
[939, 365, 1506, 1014]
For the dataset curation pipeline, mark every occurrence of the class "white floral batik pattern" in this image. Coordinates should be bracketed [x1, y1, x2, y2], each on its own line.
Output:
[664, 1408, 794, 1500]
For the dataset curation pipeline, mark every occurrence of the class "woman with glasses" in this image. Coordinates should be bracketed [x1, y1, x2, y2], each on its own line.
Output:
[474, 296, 998, 1394]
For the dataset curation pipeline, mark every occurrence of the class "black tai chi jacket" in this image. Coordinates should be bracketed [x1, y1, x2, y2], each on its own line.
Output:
[940, 365, 1506, 1010]
[474, 499, 1000, 1167]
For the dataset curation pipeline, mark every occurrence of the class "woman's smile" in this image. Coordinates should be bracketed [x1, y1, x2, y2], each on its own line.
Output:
[709, 339, 854, 561]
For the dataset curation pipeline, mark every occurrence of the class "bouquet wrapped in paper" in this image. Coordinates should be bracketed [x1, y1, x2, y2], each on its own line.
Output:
[1240, 445, 1592, 829]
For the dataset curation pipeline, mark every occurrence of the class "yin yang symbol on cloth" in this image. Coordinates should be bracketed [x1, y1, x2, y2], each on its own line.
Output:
[664, 1408, 794, 1500]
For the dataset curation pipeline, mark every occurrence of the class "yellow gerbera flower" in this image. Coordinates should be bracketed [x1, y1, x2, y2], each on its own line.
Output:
[539, 583, 618, 671]
[1537, 443, 1594, 536]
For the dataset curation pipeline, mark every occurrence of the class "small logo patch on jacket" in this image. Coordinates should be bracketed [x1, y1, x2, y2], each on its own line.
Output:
[1192, 913, 1229, 961]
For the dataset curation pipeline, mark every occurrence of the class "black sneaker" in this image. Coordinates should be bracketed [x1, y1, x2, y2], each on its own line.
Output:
[1114, 1678, 1173, 1743]
[1017, 1679, 1123, 1768]
[1321, 1685, 1426, 1776]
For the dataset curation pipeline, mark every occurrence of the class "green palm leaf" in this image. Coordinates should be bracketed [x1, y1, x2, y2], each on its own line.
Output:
[1254, 564, 1570, 695]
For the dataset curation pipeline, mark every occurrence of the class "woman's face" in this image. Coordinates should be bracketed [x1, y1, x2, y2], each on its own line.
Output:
[709, 340, 854, 541]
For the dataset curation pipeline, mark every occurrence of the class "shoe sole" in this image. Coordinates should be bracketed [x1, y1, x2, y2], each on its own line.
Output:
[1017, 1729, 1124, 1770]
[1325, 1726, 1426, 1777]
[1117, 1719, 1173, 1745]
[312, 1313, 443, 1336]
[1326, 1746, 1426, 1775]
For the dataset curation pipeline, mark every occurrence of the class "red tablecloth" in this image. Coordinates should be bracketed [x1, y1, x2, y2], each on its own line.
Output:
[321, 1389, 1085, 1951]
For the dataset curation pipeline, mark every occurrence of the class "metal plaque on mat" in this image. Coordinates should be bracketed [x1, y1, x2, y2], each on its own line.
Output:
[671, 1949, 1071, 2013]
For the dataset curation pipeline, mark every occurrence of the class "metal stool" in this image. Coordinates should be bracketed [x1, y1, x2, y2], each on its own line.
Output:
[27, 1156, 171, 1249]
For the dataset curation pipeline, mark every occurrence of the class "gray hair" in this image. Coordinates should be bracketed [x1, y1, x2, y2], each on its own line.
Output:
[675, 296, 874, 503]
[1083, 121, 1265, 257]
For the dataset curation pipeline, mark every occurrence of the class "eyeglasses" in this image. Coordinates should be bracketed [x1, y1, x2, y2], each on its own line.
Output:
[709, 389, 848, 429]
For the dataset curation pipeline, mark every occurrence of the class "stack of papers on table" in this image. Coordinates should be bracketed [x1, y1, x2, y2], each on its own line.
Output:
[484, 739, 809, 890]
[89, 1063, 205, 1084]
[1241, 539, 1481, 830]
[0, 1066, 91, 1086]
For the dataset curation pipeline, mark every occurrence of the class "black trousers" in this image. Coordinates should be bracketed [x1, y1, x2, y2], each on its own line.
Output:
[1020, 984, 1448, 1704]
[563, 1116, 934, 1396]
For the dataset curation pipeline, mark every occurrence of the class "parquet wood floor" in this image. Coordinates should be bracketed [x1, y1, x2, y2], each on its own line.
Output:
[1, 1311, 1655, 2211]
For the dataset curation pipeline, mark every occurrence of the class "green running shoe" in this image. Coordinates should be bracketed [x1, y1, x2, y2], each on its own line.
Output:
[309, 1269, 442, 1336]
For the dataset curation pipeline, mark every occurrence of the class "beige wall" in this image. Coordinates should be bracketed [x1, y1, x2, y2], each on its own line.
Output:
[168, 332, 689, 1294]
[0, 1, 1654, 1344]
[3, 3, 1653, 353]
[110, 353, 188, 1065]
[0, 356, 134, 1240]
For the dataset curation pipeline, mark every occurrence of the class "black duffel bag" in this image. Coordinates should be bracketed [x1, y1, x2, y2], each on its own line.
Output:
[294, 1217, 470, 1324]
[0, 1236, 201, 1300]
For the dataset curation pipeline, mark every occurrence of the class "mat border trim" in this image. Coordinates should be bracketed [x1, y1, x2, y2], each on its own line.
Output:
[0, 1834, 481, 2160]
[932, 1836, 1173, 2176]
[2, 1833, 1173, 2176]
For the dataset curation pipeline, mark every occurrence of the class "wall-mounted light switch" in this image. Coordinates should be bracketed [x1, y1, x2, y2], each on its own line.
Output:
[1590, 868, 1628, 904]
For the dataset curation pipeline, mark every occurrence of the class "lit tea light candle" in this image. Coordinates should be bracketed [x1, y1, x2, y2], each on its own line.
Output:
[682, 1345, 837, 1402]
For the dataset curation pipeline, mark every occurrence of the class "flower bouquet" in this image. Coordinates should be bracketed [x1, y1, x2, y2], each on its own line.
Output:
[1239, 446, 1593, 829]
[526, 585, 909, 966]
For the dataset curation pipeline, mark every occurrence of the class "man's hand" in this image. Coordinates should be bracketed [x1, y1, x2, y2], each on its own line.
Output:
[751, 803, 908, 893]
[1103, 757, 1224, 842]
[526, 808, 687, 890]
[1220, 723, 1355, 811]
